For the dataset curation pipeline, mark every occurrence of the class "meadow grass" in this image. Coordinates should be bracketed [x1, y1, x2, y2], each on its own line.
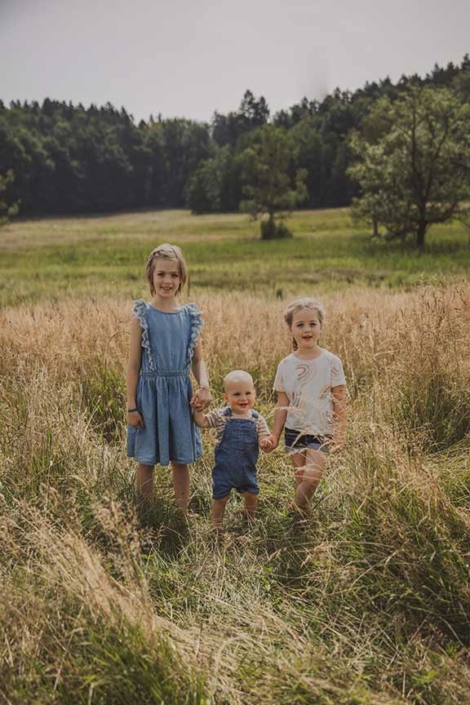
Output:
[1, 208, 469, 307]
[1, 209, 470, 704]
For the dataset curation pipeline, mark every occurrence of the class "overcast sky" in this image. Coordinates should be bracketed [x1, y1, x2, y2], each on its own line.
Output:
[1, 0, 469, 122]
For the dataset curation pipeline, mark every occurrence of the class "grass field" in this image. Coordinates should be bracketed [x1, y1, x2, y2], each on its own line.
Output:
[1, 209, 470, 704]
[1, 209, 469, 306]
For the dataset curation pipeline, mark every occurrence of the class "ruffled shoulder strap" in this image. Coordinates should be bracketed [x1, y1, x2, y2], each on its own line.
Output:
[132, 299, 147, 319]
[132, 300, 154, 371]
[185, 303, 203, 365]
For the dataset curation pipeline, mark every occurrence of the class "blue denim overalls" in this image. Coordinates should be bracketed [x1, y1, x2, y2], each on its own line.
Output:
[212, 409, 260, 500]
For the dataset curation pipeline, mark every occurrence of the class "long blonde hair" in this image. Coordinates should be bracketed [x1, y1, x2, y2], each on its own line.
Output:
[145, 243, 187, 296]
[284, 297, 325, 350]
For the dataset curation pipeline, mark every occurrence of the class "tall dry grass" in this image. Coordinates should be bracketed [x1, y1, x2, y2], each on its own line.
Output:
[1, 284, 470, 703]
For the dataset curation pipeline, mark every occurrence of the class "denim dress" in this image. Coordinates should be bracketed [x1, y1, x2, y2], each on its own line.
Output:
[126, 300, 203, 466]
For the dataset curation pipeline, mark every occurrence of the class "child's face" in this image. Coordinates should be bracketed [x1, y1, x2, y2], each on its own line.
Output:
[152, 258, 181, 298]
[224, 380, 256, 415]
[290, 308, 322, 350]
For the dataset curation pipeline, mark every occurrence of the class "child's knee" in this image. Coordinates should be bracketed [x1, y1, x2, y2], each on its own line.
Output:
[242, 491, 258, 505]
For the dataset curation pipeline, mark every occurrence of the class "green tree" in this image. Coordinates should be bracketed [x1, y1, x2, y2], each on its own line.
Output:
[240, 125, 307, 239]
[0, 170, 19, 226]
[186, 146, 241, 214]
[157, 119, 212, 207]
[212, 90, 269, 147]
[349, 86, 470, 249]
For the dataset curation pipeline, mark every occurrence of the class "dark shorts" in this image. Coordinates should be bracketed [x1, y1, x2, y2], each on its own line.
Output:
[212, 467, 259, 500]
[284, 427, 331, 454]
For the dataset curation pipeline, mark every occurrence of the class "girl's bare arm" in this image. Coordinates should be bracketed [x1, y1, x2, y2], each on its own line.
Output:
[264, 391, 289, 449]
[331, 385, 346, 448]
[190, 338, 212, 410]
[126, 317, 144, 427]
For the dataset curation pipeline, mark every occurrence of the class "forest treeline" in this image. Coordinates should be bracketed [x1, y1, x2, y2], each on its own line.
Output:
[1, 55, 469, 217]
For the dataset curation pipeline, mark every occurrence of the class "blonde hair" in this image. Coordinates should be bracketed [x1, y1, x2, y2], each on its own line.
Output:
[224, 370, 254, 390]
[145, 243, 187, 295]
[284, 297, 325, 351]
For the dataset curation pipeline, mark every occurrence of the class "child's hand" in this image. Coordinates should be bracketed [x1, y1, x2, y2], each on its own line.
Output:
[191, 387, 212, 411]
[191, 404, 209, 429]
[128, 410, 144, 429]
[260, 438, 272, 452]
[260, 434, 278, 452]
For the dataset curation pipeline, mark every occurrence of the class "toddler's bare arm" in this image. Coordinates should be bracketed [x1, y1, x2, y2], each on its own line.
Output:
[192, 407, 209, 429]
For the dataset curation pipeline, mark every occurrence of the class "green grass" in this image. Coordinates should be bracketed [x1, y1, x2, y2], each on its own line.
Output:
[1, 208, 469, 306]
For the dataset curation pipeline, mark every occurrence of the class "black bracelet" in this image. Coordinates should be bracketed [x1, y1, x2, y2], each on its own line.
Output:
[127, 408, 138, 413]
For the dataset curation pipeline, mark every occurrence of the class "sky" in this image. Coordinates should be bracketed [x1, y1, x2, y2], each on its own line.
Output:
[1, 0, 469, 123]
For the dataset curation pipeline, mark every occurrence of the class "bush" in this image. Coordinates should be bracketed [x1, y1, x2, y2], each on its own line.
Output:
[261, 218, 292, 240]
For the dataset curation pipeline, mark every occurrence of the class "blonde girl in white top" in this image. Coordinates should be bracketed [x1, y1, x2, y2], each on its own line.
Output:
[264, 298, 346, 517]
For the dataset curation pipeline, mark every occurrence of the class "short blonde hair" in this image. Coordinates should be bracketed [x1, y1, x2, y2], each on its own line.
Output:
[145, 243, 187, 295]
[223, 370, 254, 390]
[284, 297, 325, 351]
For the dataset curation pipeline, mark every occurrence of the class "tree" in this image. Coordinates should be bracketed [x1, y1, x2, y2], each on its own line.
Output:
[212, 90, 269, 147]
[290, 117, 324, 206]
[157, 119, 212, 207]
[239, 126, 307, 239]
[349, 87, 470, 249]
[0, 170, 19, 226]
[186, 146, 241, 214]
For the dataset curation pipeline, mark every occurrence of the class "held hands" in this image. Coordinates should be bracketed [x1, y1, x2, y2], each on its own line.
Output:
[260, 434, 279, 453]
[127, 410, 144, 429]
[190, 386, 212, 412]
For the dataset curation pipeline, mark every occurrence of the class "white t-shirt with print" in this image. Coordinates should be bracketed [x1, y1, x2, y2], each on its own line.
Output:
[273, 349, 346, 437]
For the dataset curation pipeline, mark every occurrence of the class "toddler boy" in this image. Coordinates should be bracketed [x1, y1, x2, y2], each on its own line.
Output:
[192, 370, 272, 529]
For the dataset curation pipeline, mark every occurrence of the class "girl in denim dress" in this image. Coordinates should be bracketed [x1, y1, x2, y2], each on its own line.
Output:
[126, 244, 211, 511]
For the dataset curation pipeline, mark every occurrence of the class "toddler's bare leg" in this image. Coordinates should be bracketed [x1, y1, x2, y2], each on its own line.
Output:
[242, 492, 258, 523]
[294, 449, 326, 515]
[211, 496, 229, 529]
[136, 464, 154, 502]
[171, 462, 190, 510]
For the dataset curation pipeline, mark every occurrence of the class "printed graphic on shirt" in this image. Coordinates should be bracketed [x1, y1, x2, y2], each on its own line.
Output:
[295, 363, 316, 384]
[292, 363, 316, 410]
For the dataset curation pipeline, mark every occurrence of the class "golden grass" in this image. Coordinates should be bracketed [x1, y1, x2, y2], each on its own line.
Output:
[1, 284, 470, 703]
